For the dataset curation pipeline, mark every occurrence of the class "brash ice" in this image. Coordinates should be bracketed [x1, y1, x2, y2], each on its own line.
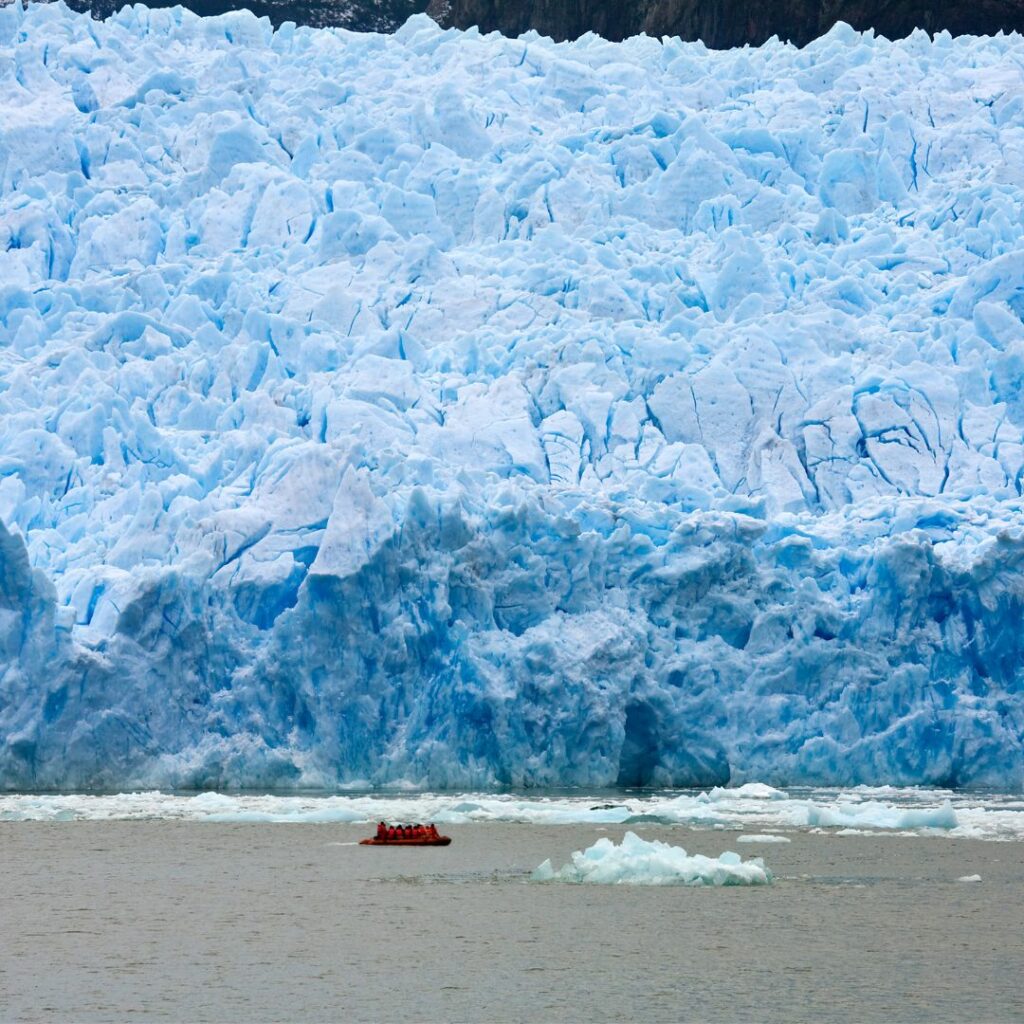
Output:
[1, 4, 1023, 790]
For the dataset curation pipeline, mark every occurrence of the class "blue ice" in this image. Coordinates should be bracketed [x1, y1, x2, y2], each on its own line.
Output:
[1, 4, 1023, 790]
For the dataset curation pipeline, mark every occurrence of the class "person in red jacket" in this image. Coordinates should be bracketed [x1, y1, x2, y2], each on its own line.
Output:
[377, 822, 387, 840]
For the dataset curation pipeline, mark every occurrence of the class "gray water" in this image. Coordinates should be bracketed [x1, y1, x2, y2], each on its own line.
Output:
[1, 821, 1022, 1022]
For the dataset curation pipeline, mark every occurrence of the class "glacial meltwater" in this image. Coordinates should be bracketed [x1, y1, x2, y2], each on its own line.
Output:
[2, 789, 1023, 1022]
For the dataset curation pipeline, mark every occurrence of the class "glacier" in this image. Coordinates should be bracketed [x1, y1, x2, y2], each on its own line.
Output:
[1, 2, 1024, 790]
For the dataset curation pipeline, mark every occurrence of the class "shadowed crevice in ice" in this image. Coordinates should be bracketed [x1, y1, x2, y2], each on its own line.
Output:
[616, 703, 660, 788]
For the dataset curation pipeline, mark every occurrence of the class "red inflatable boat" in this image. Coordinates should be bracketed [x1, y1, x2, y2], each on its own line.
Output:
[361, 823, 451, 846]
[359, 835, 452, 846]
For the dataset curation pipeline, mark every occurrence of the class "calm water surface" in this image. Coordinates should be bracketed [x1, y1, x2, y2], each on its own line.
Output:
[1, 821, 1022, 1022]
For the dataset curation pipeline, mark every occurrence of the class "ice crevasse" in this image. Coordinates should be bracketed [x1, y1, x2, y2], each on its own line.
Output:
[1, 2, 1024, 790]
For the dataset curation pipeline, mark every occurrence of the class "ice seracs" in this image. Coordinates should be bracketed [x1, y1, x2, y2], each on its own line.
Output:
[1, 3, 1024, 790]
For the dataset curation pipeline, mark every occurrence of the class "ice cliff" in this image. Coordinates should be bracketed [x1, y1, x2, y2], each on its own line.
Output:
[1, 2, 1024, 790]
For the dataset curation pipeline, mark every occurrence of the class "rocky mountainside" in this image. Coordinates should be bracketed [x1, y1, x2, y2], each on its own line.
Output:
[58, 0, 431, 31]
[427, 0, 1024, 47]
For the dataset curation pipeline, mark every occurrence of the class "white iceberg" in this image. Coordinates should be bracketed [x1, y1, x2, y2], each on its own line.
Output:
[707, 784, 789, 802]
[532, 831, 772, 886]
[800, 799, 959, 831]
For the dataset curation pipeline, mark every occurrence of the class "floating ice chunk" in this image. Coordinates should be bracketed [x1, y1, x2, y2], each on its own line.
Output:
[957, 874, 982, 883]
[0, 789, 1021, 840]
[737, 834, 792, 844]
[800, 799, 959, 831]
[707, 784, 789, 801]
[532, 831, 772, 886]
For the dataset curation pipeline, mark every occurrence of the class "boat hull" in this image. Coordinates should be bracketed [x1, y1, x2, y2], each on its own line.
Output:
[359, 837, 452, 846]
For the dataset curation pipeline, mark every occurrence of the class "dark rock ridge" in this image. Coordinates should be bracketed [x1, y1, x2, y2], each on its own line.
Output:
[56, 0, 431, 32]
[426, 0, 1024, 47]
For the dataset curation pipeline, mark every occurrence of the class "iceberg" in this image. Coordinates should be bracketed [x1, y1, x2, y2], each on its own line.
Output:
[799, 797, 959, 830]
[532, 831, 772, 885]
[1, 4, 1024, 790]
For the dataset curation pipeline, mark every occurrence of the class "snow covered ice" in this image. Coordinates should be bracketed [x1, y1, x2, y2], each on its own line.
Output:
[532, 830, 772, 885]
[1, 3, 1024, 790]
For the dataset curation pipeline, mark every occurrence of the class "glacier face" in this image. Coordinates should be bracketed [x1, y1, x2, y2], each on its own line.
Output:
[1, 3, 1024, 790]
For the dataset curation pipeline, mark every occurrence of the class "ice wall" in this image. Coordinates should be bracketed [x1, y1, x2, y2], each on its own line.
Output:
[1, 2, 1023, 789]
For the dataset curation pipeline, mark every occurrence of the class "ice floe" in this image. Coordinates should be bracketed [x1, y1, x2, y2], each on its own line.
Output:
[2, 785, 1023, 840]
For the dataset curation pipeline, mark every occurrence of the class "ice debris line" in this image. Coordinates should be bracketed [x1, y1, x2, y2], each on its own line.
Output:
[2, 3, 1024, 791]
[532, 831, 772, 885]
[12, 784, 1024, 840]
